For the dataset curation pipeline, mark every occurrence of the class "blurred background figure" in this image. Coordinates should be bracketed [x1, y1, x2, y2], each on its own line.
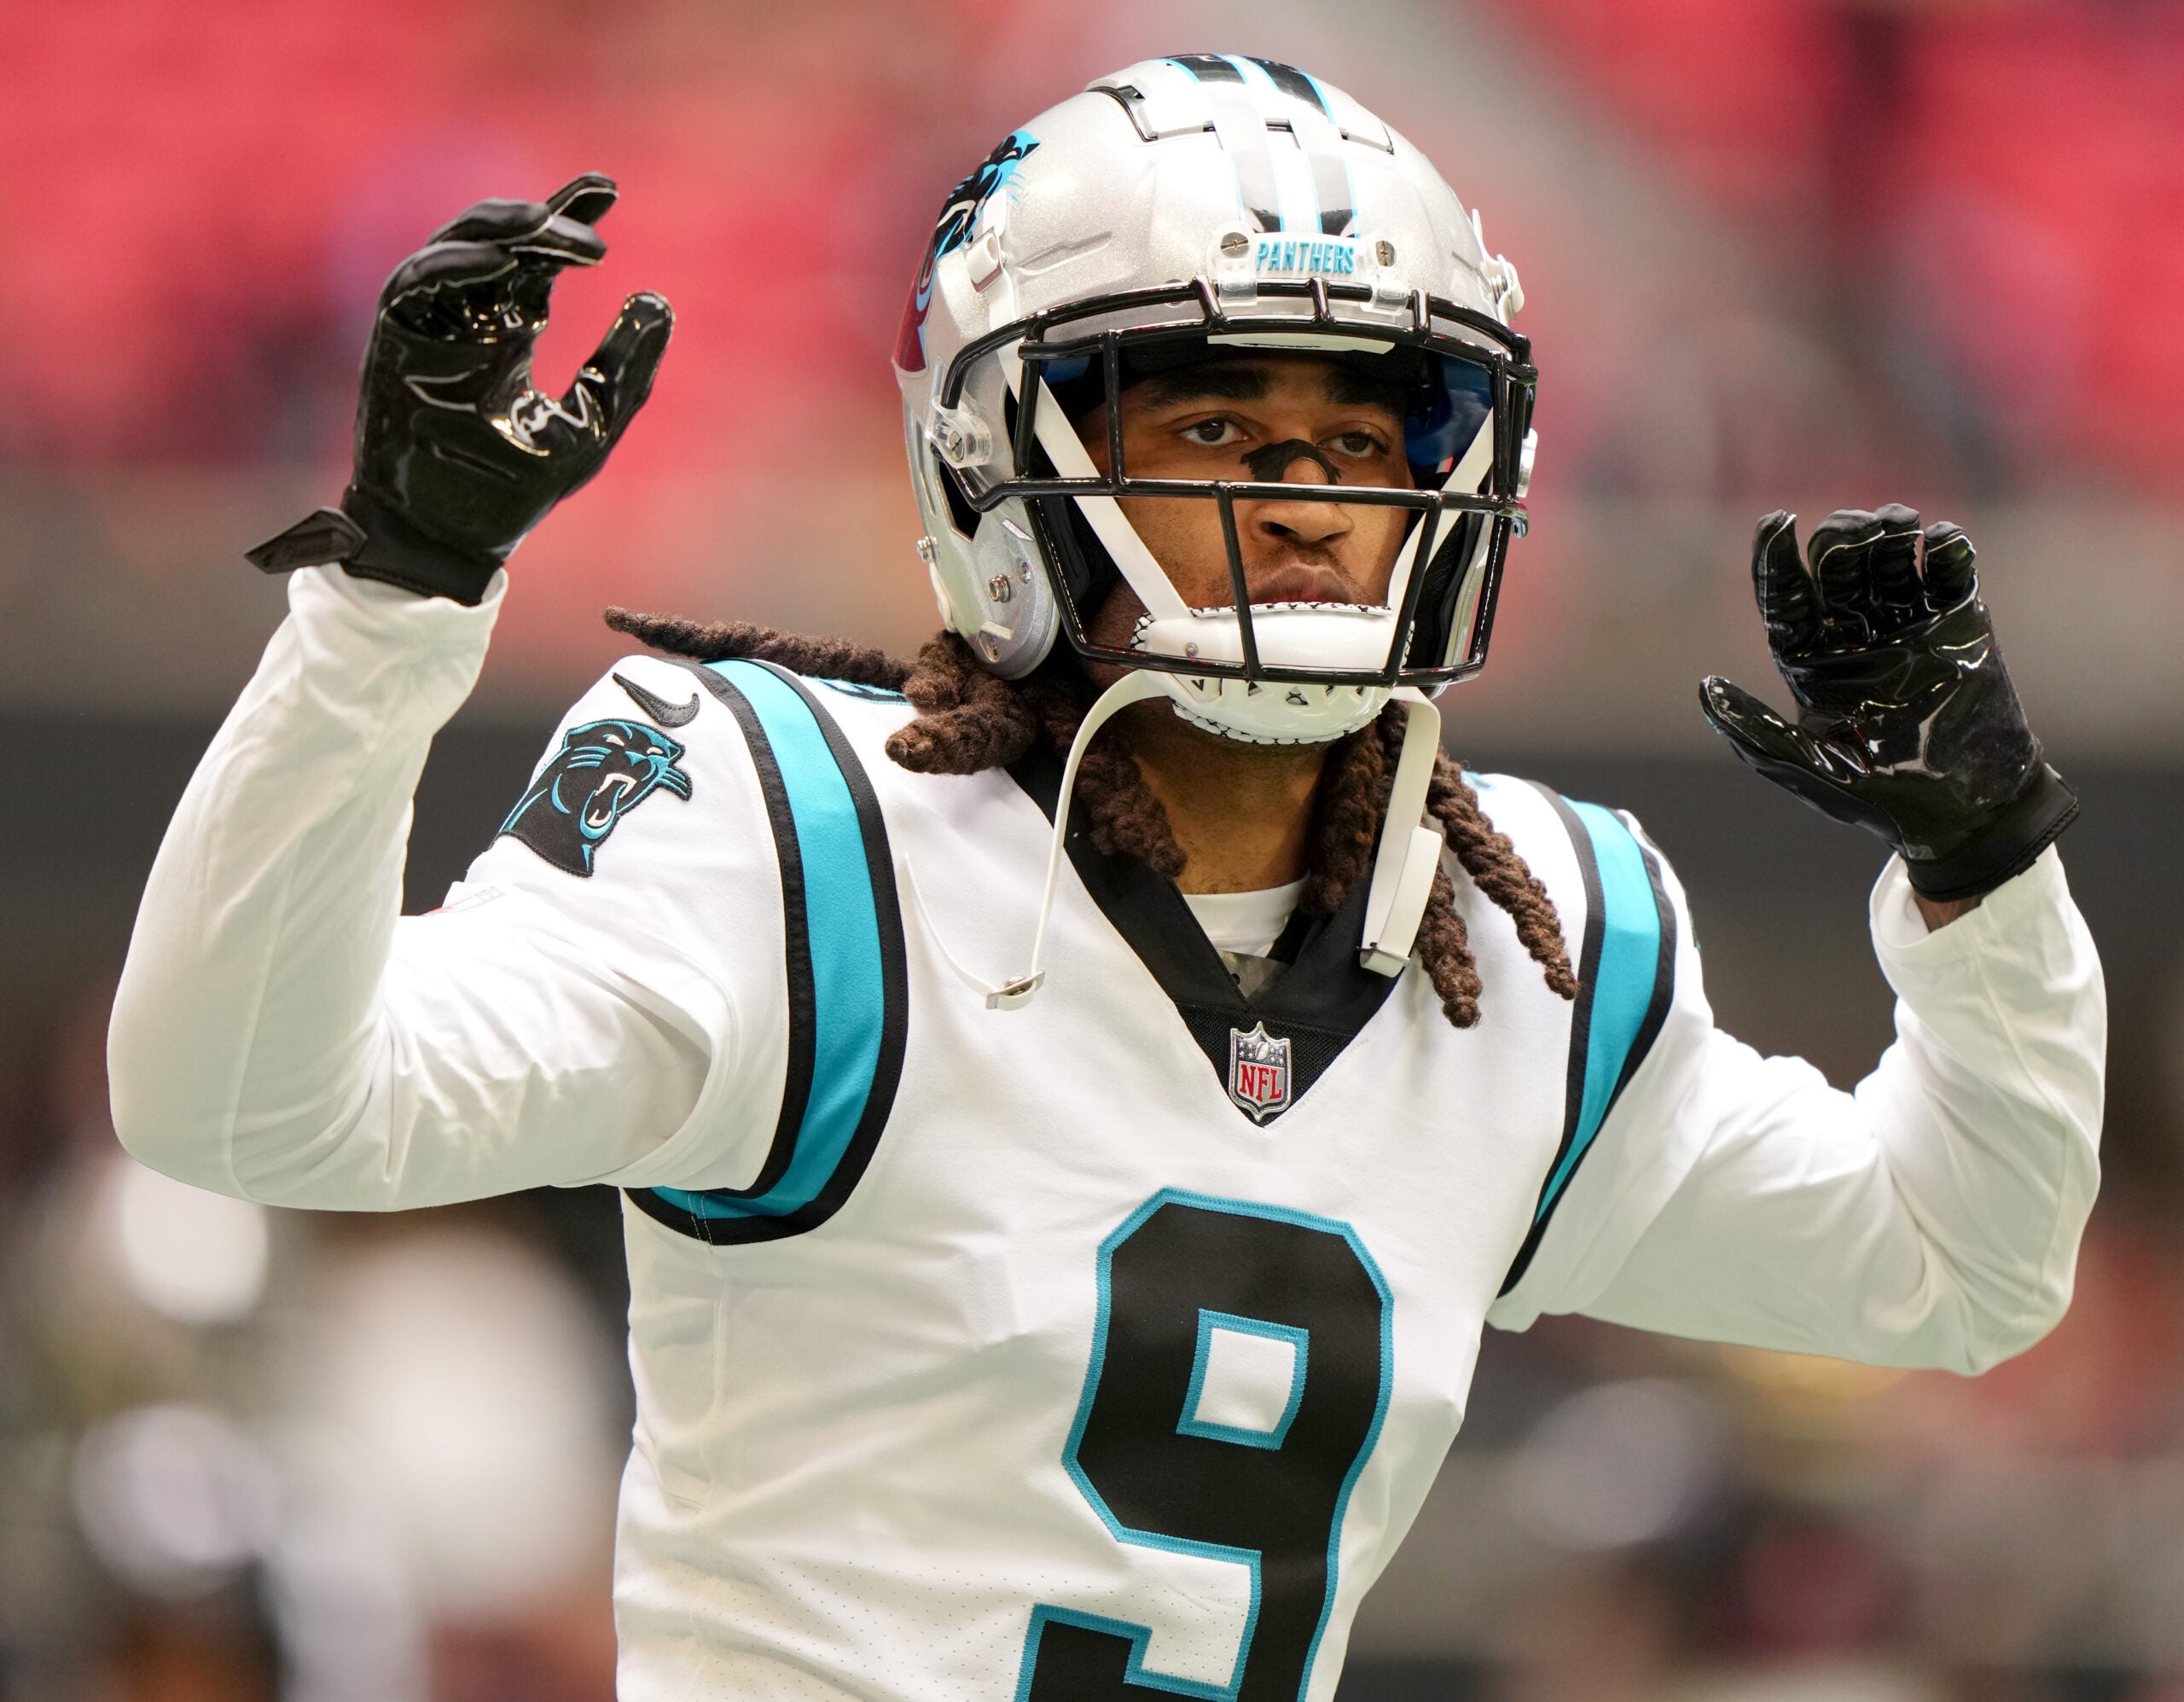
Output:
[2, 1, 2180, 1697]
[2, 986, 624, 1702]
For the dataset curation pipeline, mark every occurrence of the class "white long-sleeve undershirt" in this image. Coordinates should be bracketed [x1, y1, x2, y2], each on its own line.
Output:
[110, 562, 2106, 1380]
[109, 565, 717, 1209]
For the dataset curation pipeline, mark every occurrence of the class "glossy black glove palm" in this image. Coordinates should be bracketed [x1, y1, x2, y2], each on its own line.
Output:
[1699, 505, 2077, 902]
[248, 174, 673, 604]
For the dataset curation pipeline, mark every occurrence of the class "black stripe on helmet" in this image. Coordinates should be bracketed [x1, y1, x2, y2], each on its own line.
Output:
[1249, 57, 1328, 112]
[1248, 58, 1351, 234]
[1168, 52, 1246, 84]
[1308, 148, 1352, 236]
[1199, 75, 1287, 233]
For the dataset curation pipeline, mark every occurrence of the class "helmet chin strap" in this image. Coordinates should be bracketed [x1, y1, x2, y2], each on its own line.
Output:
[907, 670, 1446, 1011]
[1019, 362, 1188, 623]
[986, 669, 1170, 1009]
[1358, 688, 1447, 977]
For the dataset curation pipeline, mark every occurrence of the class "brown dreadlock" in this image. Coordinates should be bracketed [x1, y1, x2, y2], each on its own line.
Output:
[604, 607, 1578, 1027]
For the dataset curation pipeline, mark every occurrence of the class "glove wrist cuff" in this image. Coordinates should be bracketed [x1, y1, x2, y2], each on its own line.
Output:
[1903, 764, 2079, 902]
[243, 487, 502, 607]
[334, 486, 504, 606]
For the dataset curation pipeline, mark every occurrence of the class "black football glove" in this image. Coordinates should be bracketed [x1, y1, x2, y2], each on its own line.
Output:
[248, 173, 673, 605]
[1699, 504, 2077, 903]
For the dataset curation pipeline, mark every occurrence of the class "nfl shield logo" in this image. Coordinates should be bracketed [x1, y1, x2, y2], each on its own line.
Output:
[1227, 1022, 1292, 1122]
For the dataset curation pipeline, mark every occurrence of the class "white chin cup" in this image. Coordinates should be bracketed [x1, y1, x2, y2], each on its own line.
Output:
[1133, 604, 1396, 745]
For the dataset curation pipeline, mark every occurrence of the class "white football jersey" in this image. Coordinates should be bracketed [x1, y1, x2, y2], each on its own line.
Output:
[111, 568, 2106, 1702]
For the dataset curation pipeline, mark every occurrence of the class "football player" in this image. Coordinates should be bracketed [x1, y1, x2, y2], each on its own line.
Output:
[111, 58, 2101, 1702]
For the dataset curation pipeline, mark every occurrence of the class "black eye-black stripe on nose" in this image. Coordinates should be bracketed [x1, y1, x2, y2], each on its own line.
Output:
[1243, 439, 1342, 485]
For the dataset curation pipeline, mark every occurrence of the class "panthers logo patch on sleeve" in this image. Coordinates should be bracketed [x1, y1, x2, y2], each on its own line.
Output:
[498, 717, 692, 876]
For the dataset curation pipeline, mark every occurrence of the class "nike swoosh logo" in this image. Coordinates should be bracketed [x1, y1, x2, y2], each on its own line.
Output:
[613, 671, 700, 729]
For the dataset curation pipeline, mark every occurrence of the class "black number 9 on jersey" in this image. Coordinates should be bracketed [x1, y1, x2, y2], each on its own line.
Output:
[1020, 1190, 1393, 1700]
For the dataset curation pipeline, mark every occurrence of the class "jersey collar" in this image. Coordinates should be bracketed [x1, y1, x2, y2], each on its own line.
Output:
[1008, 747, 1403, 1122]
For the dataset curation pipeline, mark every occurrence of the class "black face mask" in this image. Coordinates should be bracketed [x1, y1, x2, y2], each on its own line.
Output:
[942, 281, 1536, 692]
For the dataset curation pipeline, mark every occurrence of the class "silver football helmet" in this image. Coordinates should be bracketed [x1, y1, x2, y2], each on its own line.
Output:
[895, 54, 1536, 749]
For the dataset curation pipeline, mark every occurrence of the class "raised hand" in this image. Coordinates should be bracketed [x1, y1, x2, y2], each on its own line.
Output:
[1699, 504, 2077, 901]
[248, 174, 673, 604]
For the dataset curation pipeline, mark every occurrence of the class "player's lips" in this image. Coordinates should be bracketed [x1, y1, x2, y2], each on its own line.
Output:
[1246, 561, 1356, 605]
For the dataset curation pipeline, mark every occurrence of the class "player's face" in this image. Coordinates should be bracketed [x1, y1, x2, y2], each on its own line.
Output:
[1077, 356, 1414, 617]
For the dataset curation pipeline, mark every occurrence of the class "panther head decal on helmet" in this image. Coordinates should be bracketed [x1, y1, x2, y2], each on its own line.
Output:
[897, 130, 1040, 375]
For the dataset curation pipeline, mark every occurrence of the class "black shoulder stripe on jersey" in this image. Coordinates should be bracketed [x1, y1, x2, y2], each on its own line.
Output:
[757, 661, 911, 1234]
[624, 657, 908, 1246]
[1008, 747, 1398, 1122]
[1614, 833, 1677, 1108]
[1497, 787, 1676, 1296]
[630, 659, 813, 1234]
[1498, 786, 1606, 1296]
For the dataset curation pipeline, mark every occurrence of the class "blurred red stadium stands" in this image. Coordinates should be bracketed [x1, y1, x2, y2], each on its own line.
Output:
[5, 1, 2179, 492]
[0, 0, 990, 471]
[1487, 0, 2184, 489]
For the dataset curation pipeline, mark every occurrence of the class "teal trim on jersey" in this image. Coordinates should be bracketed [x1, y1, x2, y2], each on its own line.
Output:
[1019, 1188, 1394, 1702]
[1535, 801, 1664, 1220]
[1049, 1193, 1268, 1701]
[651, 659, 886, 1225]
[1178, 1311, 1310, 1451]
[1018, 1607, 1217, 1700]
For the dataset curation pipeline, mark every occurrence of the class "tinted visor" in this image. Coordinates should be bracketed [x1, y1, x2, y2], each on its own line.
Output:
[1036, 340, 1494, 492]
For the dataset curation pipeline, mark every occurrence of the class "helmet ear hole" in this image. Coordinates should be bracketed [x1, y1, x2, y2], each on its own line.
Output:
[933, 450, 984, 542]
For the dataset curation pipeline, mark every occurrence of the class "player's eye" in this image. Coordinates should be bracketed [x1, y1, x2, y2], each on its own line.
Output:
[1178, 416, 1246, 448]
[1327, 429, 1391, 459]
